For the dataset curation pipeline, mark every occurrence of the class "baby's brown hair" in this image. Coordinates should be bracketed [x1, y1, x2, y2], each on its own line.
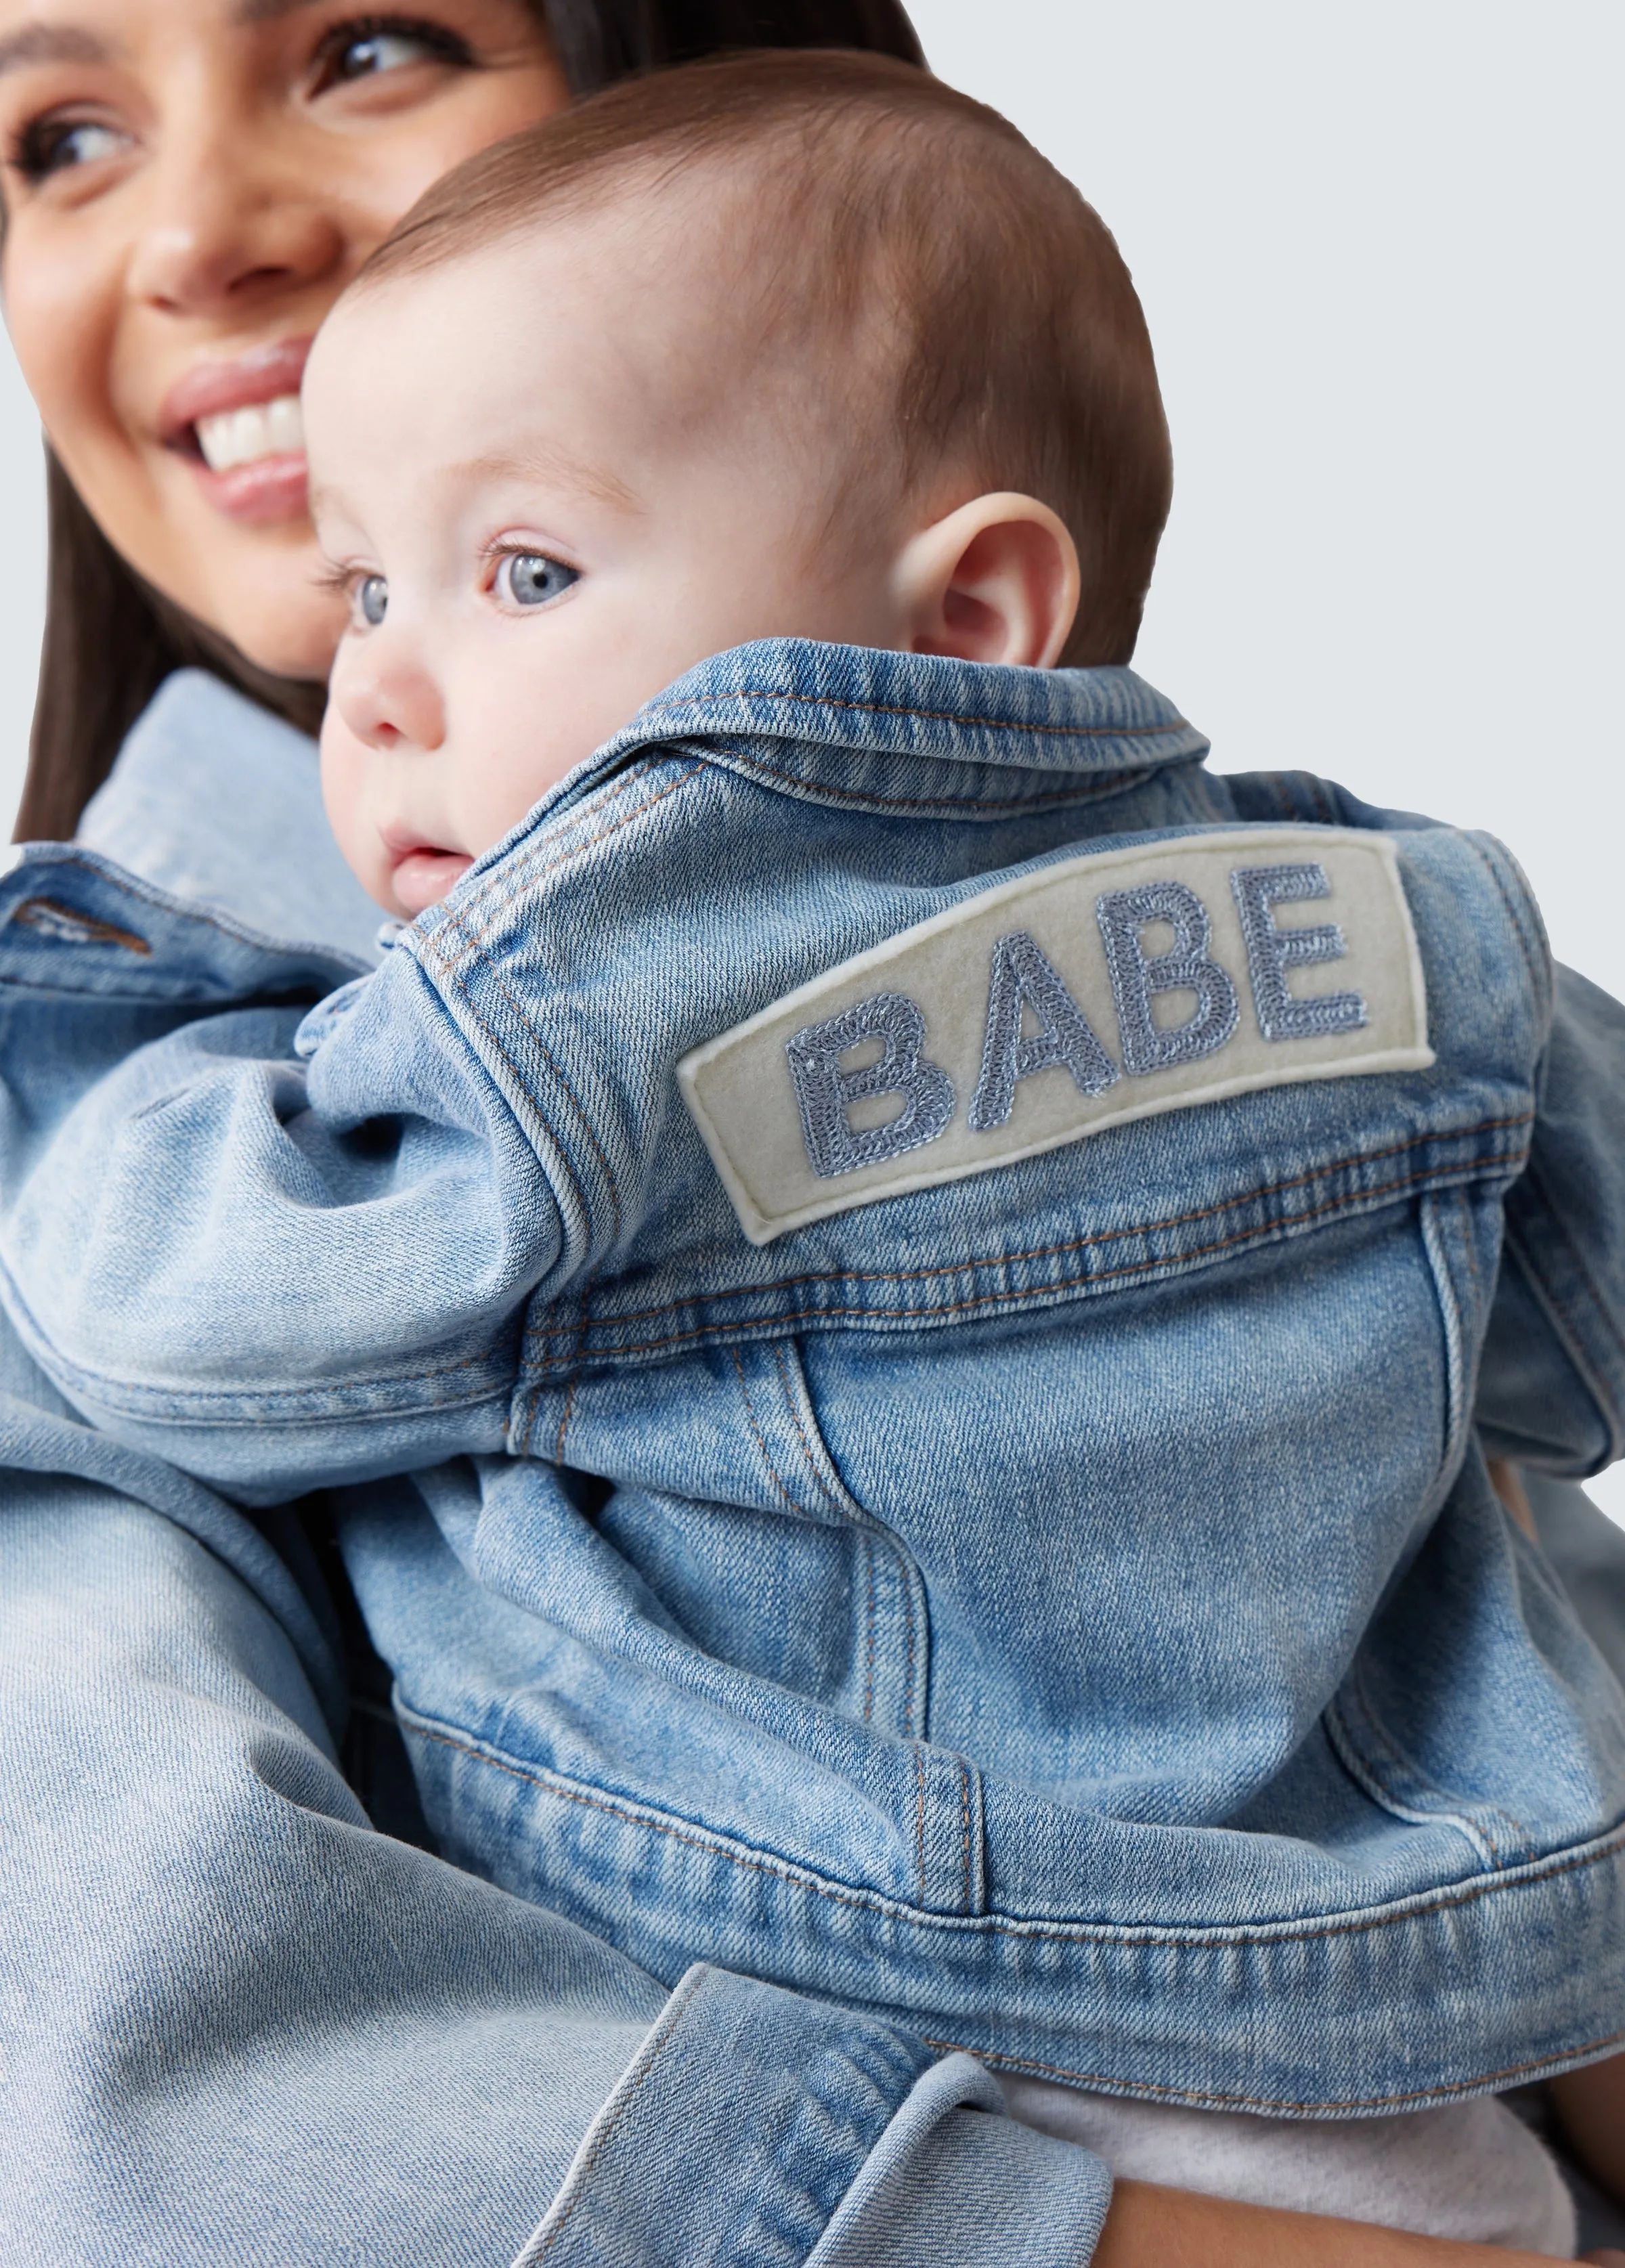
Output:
[361, 51, 1173, 667]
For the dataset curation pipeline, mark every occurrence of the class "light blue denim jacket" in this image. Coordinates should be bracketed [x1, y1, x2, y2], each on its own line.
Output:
[0, 673, 1129, 2268]
[4, 639, 1625, 2127]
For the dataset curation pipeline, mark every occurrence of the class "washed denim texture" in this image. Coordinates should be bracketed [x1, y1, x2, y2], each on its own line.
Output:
[3, 641, 1624, 2120]
[0, 1263, 1108, 2264]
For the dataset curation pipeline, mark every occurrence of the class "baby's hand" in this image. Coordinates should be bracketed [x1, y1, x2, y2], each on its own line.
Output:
[1552, 2051, 1625, 2207]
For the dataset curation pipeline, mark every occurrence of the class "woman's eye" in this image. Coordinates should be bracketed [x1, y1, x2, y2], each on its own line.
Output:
[311, 16, 473, 95]
[495, 554, 580, 609]
[10, 116, 130, 182]
[357, 575, 389, 626]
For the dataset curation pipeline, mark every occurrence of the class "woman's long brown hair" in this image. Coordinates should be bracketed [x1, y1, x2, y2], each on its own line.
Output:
[14, 0, 923, 842]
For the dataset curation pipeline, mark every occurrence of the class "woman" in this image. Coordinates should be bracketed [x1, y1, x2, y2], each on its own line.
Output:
[0, 4, 1619, 2260]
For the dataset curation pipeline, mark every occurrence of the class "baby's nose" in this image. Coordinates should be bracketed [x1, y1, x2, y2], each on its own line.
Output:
[332, 642, 446, 756]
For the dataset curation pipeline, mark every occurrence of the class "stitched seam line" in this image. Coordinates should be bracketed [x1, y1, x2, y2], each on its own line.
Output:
[731, 1345, 800, 1516]
[921, 2026, 1625, 2116]
[406, 1716, 1625, 1947]
[961, 1762, 973, 1915]
[707, 745, 1165, 815]
[1341, 1664, 1523, 1862]
[527, 1150, 1530, 1367]
[913, 1747, 928, 1902]
[521, 1117, 1535, 1343]
[430, 766, 663, 972]
[771, 1340, 836, 1514]
[550, 1371, 580, 1466]
[862, 1535, 877, 1729]
[633, 684, 1198, 743]
[1456, 1184, 1482, 1311]
[458, 961, 624, 1245]
[1463, 834, 1544, 1005]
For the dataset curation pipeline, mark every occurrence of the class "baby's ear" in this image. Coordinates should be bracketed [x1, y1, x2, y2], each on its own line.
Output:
[896, 494, 1081, 669]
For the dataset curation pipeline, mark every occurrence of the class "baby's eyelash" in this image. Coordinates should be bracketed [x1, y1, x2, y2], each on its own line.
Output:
[312, 563, 358, 597]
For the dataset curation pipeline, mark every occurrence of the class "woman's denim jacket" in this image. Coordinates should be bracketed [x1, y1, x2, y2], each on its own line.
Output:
[3, 639, 1623, 2118]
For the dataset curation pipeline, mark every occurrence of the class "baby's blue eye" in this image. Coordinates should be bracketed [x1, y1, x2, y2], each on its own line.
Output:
[496, 553, 580, 609]
[358, 575, 388, 626]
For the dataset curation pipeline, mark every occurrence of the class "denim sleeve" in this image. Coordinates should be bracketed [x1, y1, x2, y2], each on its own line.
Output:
[0, 1336, 1113, 2265]
[1477, 963, 1625, 1475]
[0, 862, 565, 1501]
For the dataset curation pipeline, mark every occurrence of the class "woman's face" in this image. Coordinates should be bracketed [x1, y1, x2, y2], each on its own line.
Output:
[0, 0, 569, 678]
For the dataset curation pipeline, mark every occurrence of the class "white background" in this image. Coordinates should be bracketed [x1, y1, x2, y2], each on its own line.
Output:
[0, 1, 1620, 1506]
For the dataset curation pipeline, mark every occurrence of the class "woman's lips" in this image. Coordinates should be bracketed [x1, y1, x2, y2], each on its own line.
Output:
[159, 336, 315, 526]
[390, 846, 475, 917]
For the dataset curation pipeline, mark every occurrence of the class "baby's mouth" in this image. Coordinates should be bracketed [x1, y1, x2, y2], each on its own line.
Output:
[389, 843, 475, 918]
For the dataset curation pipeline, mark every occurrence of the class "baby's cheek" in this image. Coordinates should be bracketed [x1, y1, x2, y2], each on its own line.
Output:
[320, 714, 393, 911]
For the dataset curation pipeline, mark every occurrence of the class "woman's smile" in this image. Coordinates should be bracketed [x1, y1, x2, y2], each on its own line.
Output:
[158, 333, 314, 524]
[0, 0, 569, 678]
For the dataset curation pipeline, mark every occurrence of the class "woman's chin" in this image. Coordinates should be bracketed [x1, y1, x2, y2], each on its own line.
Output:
[203, 565, 349, 687]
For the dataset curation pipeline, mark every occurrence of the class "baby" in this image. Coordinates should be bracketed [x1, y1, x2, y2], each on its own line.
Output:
[5, 51, 1625, 2255]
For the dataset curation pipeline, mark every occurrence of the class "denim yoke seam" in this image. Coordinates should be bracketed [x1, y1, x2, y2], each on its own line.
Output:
[523, 1125, 1535, 1374]
[404, 1706, 1625, 1950]
[916, 2024, 1625, 2116]
[522, 1116, 1535, 1360]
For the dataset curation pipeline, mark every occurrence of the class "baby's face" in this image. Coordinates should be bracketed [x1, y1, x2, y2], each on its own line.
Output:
[306, 209, 907, 917]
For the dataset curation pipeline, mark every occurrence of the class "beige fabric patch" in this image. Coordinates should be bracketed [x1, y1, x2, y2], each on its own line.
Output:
[678, 827, 1433, 1245]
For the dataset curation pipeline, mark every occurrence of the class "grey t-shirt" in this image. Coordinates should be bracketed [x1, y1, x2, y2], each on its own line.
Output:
[1003, 2076, 1576, 2255]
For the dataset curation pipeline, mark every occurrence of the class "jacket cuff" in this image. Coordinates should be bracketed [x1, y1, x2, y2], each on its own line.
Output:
[515, 1964, 1113, 2268]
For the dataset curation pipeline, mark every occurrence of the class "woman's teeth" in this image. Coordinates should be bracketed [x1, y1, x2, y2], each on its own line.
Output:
[194, 393, 305, 473]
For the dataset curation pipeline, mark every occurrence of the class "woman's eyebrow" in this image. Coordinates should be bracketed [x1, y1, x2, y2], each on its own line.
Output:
[0, 24, 116, 77]
[233, 0, 333, 22]
[0, 1, 324, 77]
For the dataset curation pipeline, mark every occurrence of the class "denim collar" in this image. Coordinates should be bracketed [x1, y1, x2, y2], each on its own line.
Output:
[583, 639, 1210, 820]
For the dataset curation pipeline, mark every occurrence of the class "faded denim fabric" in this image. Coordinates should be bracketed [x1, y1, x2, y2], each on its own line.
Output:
[3, 639, 1625, 2122]
[0, 1303, 1110, 2264]
[76, 667, 385, 964]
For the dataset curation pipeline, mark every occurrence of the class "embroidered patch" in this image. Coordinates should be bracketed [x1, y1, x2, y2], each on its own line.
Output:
[678, 827, 1433, 1244]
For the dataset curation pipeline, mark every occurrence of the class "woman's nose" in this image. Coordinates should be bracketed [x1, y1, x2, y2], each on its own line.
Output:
[126, 127, 345, 315]
[332, 638, 447, 757]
